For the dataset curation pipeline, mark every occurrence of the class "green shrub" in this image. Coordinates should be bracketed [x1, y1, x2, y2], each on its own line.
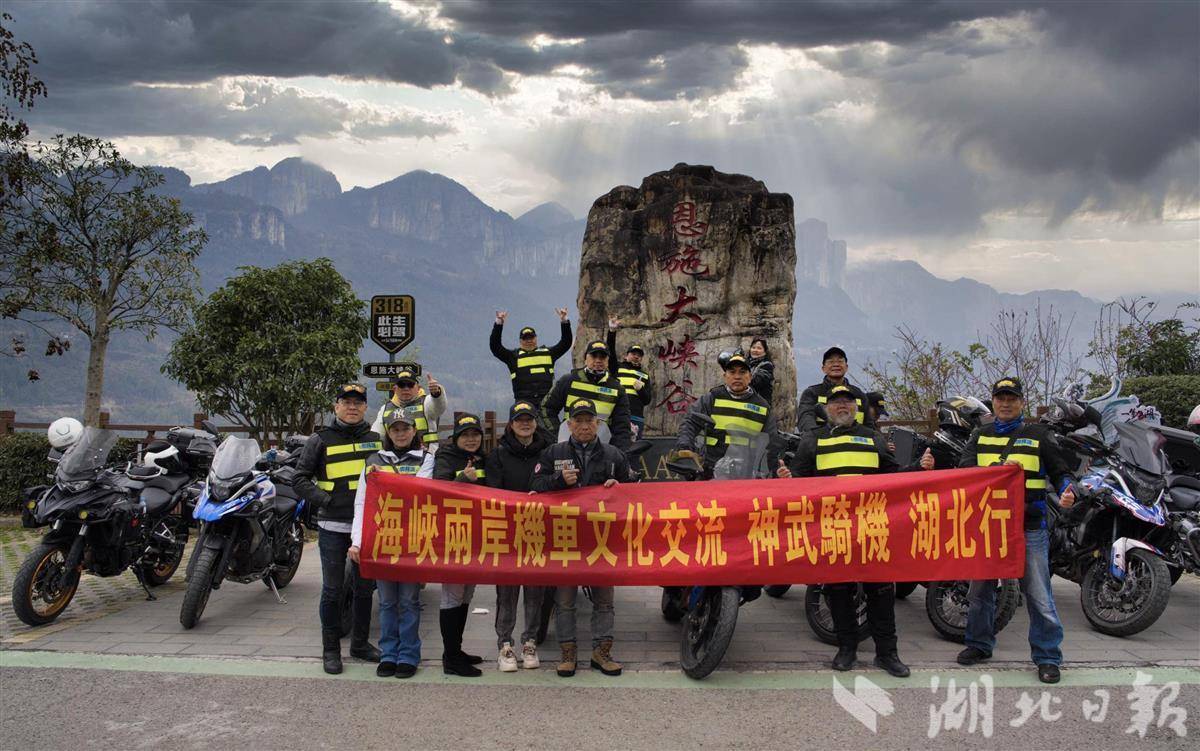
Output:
[1124, 375, 1200, 429]
[0, 433, 142, 514]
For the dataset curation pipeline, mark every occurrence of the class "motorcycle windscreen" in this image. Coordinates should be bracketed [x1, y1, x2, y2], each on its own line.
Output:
[209, 436, 263, 481]
[711, 431, 770, 480]
[1114, 421, 1168, 475]
[55, 428, 119, 483]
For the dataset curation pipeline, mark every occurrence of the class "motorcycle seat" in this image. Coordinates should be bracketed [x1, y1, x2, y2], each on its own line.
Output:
[272, 496, 298, 518]
[1167, 474, 1200, 492]
[140, 486, 176, 515]
[144, 473, 191, 494]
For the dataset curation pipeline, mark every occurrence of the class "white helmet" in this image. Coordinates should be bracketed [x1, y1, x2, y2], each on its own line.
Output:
[47, 417, 84, 450]
[1189, 404, 1200, 432]
[142, 444, 180, 472]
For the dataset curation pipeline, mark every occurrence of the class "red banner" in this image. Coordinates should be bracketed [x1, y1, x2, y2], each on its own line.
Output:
[358, 466, 1026, 585]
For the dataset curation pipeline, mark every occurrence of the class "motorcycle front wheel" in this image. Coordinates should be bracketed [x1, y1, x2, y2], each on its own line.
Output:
[925, 579, 1019, 643]
[179, 546, 218, 629]
[12, 542, 81, 626]
[1080, 549, 1171, 637]
[679, 586, 740, 679]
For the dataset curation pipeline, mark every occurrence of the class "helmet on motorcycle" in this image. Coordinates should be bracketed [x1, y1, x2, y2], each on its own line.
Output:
[143, 443, 184, 474]
[1189, 404, 1200, 434]
[47, 417, 84, 450]
[937, 396, 992, 430]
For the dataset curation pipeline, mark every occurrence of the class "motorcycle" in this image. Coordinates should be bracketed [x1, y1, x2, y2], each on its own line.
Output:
[179, 436, 306, 629]
[1043, 403, 1175, 637]
[12, 428, 191, 626]
[664, 414, 765, 679]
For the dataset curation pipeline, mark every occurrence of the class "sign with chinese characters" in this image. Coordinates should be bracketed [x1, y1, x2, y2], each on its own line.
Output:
[369, 295, 415, 354]
[363, 362, 422, 379]
[358, 465, 1026, 586]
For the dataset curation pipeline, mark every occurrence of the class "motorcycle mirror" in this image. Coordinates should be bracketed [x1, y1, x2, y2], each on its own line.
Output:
[201, 419, 219, 437]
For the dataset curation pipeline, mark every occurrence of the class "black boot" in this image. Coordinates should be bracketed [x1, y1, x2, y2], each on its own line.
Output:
[832, 646, 857, 671]
[348, 577, 380, 662]
[454, 604, 483, 665]
[322, 628, 343, 675]
[441, 607, 481, 677]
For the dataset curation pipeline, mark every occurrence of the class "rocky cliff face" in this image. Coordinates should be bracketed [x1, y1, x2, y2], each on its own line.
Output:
[197, 157, 342, 216]
[575, 163, 798, 435]
[796, 218, 846, 288]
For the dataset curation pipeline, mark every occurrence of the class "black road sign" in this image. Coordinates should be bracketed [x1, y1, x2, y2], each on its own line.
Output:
[363, 362, 422, 379]
[370, 295, 415, 354]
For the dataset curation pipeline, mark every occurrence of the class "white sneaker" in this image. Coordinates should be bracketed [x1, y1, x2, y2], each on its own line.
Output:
[498, 642, 519, 672]
[521, 639, 540, 669]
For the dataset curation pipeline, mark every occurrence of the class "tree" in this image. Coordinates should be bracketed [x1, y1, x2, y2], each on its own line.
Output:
[0, 135, 206, 424]
[163, 259, 368, 444]
[861, 327, 974, 420]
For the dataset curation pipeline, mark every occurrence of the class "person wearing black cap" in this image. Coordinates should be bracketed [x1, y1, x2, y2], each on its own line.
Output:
[371, 369, 447, 451]
[797, 346, 873, 433]
[293, 383, 383, 674]
[955, 376, 1076, 685]
[530, 399, 635, 678]
[539, 337, 633, 450]
[485, 400, 552, 672]
[673, 349, 780, 480]
[490, 307, 573, 406]
[432, 413, 489, 677]
[778, 384, 934, 678]
[348, 406, 433, 679]
[606, 317, 653, 440]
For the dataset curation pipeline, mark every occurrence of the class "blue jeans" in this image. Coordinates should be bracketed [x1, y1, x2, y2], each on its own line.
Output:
[965, 528, 1064, 666]
[377, 580, 421, 665]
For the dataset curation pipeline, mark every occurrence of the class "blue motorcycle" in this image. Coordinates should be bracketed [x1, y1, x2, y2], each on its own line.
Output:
[180, 437, 306, 629]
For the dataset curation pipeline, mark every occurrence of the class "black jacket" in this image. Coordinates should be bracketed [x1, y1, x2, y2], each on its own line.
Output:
[433, 442, 488, 483]
[485, 429, 550, 492]
[787, 423, 906, 477]
[529, 438, 635, 492]
[490, 320, 573, 402]
[748, 356, 775, 403]
[674, 385, 780, 476]
[293, 419, 380, 523]
[539, 368, 633, 450]
[606, 329, 654, 418]
[959, 421, 1073, 530]
[797, 377, 874, 433]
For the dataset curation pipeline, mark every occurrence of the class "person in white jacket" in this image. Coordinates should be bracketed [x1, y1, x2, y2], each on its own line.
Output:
[371, 370, 448, 451]
[349, 408, 434, 679]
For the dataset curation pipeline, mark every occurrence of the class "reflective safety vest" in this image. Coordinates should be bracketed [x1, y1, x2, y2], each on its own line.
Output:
[565, 372, 622, 419]
[616, 365, 649, 397]
[706, 397, 770, 447]
[975, 432, 1047, 491]
[814, 433, 881, 476]
[455, 468, 486, 482]
[381, 399, 439, 445]
[512, 347, 555, 386]
[317, 439, 381, 492]
[365, 451, 426, 477]
[816, 393, 866, 425]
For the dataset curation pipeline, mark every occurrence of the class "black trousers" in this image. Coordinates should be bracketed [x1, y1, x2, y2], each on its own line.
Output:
[827, 582, 897, 655]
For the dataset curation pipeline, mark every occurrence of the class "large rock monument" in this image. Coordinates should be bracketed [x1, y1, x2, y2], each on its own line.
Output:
[573, 164, 797, 435]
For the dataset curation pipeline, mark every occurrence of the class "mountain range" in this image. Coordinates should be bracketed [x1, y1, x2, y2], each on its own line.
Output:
[2, 158, 1175, 423]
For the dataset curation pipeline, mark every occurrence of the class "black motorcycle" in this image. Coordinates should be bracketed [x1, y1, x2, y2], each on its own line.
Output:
[12, 428, 192, 626]
[180, 436, 306, 629]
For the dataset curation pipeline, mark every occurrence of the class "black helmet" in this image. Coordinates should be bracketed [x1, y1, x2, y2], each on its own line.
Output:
[937, 395, 992, 430]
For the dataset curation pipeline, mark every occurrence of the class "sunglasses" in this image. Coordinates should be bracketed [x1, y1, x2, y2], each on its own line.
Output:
[395, 380, 417, 388]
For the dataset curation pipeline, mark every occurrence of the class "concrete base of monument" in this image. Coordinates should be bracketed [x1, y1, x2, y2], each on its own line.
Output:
[3, 539, 1198, 671]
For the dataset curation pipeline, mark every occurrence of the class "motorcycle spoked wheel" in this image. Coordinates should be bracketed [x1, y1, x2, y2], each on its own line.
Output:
[1080, 549, 1171, 637]
[266, 520, 305, 589]
[12, 542, 82, 626]
[804, 584, 870, 646]
[764, 585, 792, 598]
[679, 586, 741, 679]
[924, 579, 1019, 643]
[141, 515, 190, 586]
[661, 587, 687, 622]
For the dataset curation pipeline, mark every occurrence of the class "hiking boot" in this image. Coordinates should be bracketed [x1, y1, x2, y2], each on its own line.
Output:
[874, 652, 911, 678]
[832, 646, 856, 671]
[557, 642, 577, 677]
[521, 639, 540, 669]
[956, 646, 992, 666]
[498, 642, 519, 672]
[590, 640, 622, 676]
[350, 640, 381, 663]
[321, 629, 343, 675]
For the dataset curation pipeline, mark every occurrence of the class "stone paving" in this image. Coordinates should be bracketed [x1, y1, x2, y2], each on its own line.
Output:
[3, 527, 1198, 671]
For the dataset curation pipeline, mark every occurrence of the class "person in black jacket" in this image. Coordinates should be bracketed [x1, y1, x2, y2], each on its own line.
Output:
[530, 399, 635, 679]
[485, 400, 552, 672]
[490, 308, 573, 405]
[747, 337, 775, 403]
[293, 383, 382, 674]
[432, 413, 489, 678]
[778, 385, 935, 678]
[540, 338, 633, 450]
[606, 317, 653, 440]
[796, 346, 874, 433]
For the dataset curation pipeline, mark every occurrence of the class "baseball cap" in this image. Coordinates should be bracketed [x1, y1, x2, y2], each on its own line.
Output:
[509, 401, 537, 420]
[991, 377, 1024, 397]
[828, 384, 857, 402]
[822, 346, 848, 363]
[452, 413, 484, 438]
[569, 399, 598, 418]
[335, 383, 368, 401]
[519, 327, 537, 339]
[585, 340, 609, 356]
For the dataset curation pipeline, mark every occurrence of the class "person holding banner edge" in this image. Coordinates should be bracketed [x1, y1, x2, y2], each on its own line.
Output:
[955, 376, 1076, 685]
[778, 384, 936, 677]
[530, 398, 636, 678]
[433, 413, 490, 677]
[349, 407, 433, 679]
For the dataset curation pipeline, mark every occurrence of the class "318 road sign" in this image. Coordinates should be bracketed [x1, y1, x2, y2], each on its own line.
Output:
[370, 295, 414, 354]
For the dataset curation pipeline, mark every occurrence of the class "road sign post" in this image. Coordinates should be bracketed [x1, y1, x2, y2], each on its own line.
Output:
[369, 295, 415, 357]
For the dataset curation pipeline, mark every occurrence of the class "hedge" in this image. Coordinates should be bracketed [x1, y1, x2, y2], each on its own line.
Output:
[0, 433, 140, 515]
[1124, 375, 1200, 429]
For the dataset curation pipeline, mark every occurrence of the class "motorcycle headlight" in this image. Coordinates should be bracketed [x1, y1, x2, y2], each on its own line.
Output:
[60, 479, 92, 493]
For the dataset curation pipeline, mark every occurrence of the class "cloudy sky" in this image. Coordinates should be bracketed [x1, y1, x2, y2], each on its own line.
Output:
[8, 0, 1199, 299]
